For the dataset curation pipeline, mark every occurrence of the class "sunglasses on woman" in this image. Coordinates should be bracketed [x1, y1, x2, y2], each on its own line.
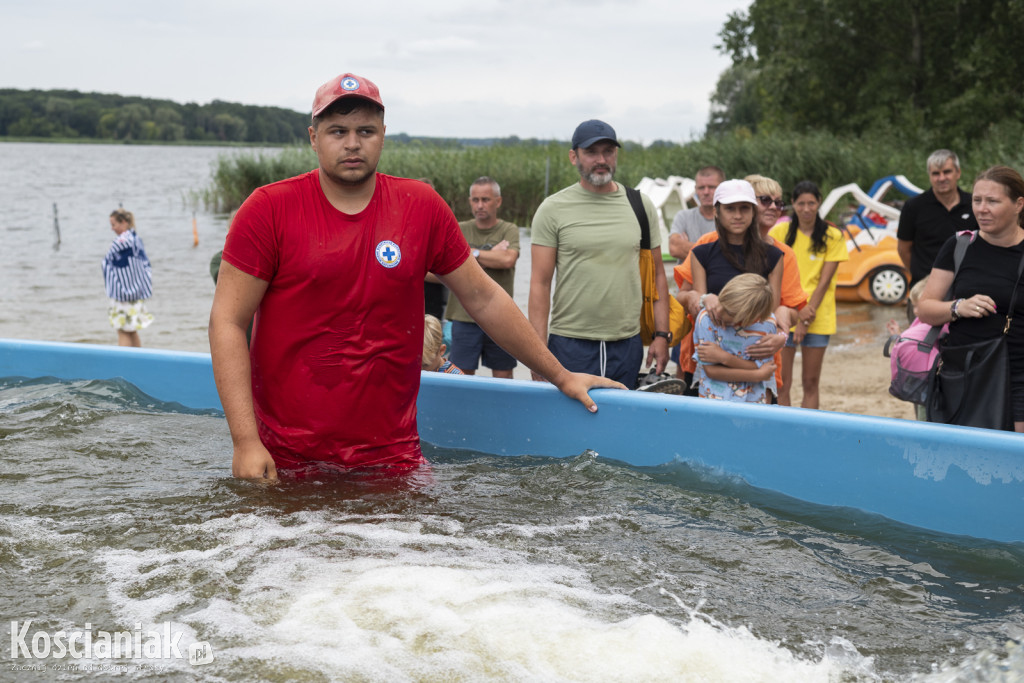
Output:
[757, 195, 786, 209]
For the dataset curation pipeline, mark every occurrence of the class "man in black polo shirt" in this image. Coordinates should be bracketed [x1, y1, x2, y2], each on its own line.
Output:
[897, 149, 978, 287]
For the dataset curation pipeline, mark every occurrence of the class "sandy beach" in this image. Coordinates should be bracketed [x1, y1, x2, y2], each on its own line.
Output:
[789, 342, 912, 419]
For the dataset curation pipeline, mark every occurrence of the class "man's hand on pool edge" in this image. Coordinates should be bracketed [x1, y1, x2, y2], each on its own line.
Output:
[232, 442, 279, 481]
[554, 372, 627, 413]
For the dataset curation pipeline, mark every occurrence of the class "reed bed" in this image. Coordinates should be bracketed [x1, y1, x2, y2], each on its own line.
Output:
[202, 129, 1024, 225]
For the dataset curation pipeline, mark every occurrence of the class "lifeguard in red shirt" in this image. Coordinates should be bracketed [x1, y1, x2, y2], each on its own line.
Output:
[209, 72, 622, 479]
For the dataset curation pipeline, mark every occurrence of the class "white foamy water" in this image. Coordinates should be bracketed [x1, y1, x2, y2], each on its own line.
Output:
[91, 512, 859, 682]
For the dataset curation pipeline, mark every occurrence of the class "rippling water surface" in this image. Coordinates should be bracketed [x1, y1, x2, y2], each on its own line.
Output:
[2, 377, 1023, 682]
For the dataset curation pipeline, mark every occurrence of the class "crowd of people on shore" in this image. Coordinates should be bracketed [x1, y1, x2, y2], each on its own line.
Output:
[423, 142, 1024, 437]
[105, 71, 1023, 477]
[426, 151, 849, 412]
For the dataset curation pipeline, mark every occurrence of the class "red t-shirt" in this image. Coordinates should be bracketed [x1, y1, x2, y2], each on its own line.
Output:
[223, 171, 470, 468]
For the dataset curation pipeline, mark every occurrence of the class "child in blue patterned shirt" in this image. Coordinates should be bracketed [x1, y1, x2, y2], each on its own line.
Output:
[423, 315, 464, 374]
[693, 273, 778, 403]
[103, 209, 154, 347]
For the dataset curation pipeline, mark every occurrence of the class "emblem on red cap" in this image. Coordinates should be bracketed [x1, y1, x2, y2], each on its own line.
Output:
[341, 77, 360, 91]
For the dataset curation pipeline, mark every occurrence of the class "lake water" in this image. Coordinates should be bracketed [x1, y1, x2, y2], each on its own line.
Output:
[1, 142, 1023, 682]
[0, 142, 244, 350]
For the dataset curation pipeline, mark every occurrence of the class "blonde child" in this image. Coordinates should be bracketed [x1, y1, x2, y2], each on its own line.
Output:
[884, 278, 936, 421]
[103, 209, 154, 347]
[423, 315, 464, 374]
[693, 273, 778, 403]
[885, 278, 929, 338]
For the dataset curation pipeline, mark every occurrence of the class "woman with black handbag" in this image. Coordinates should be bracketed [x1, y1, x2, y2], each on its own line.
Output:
[917, 165, 1024, 432]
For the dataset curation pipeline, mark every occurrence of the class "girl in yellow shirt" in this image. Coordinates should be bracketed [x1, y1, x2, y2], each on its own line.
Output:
[768, 181, 849, 408]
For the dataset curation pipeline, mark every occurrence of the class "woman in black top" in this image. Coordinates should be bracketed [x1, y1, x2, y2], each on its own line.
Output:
[918, 165, 1024, 431]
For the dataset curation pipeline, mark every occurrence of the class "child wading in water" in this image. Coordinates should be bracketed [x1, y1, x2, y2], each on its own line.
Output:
[103, 209, 154, 347]
[423, 315, 464, 374]
[693, 273, 778, 403]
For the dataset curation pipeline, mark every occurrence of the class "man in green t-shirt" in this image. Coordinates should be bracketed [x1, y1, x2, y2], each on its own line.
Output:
[446, 176, 520, 378]
[528, 120, 670, 389]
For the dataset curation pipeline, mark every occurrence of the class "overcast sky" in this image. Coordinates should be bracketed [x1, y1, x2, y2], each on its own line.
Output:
[3, 0, 750, 143]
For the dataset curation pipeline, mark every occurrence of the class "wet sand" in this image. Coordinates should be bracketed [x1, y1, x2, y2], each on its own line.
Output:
[808, 299, 915, 419]
[789, 341, 912, 419]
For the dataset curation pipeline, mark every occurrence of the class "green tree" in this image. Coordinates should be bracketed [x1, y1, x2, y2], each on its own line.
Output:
[116, 103, 151, 140]
[707, 61, 762, 136]
[97, 111, 118, 139]
[68, 99, 101, 138]
[154, 106, 185, 141]
[708, 0, 1024, 144]
[0, 99, 33, 136]
[44, 97, 75, 136]
[210, 113, 247, 142]
[0, 88, 311, 143]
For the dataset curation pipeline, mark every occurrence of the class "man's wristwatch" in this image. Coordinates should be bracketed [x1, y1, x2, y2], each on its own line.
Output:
[472, 249, 481, 259]
[653, 331, 672, 344]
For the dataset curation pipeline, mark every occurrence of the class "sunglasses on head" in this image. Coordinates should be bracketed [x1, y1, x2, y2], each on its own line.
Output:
[757, 195, 786, 209]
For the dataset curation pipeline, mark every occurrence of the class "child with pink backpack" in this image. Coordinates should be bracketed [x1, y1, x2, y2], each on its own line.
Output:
[884, 231, 975, 419]
[884, 279, 946, 419]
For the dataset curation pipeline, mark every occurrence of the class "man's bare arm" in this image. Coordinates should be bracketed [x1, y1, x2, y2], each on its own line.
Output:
[669, 233, 696, 261]
[442, 257, 624, 411]
[476, 242, 519, 270]
[209, 261, 276, 480]
[897, 239, 912, 272]
[647, 250, 670, 373]
[528, 244, 557, 347]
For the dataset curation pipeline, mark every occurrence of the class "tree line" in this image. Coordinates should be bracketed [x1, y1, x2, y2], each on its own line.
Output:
[708, 0, 1024, 148]
[0, 89, 310, 144]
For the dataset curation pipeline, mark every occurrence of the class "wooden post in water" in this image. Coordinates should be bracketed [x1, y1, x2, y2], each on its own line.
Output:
[192, 212, 199, 247]
[52, 203, 61, 248]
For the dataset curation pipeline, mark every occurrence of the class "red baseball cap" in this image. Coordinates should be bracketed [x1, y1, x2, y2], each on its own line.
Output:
[312, 73, 384, 118]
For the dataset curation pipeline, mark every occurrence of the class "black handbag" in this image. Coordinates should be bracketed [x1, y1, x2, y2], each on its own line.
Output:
[926, 334, 1013, 429]
[926, 246, 1024, 431]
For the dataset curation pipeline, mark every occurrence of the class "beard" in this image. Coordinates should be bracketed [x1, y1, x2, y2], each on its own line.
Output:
[576, 161, 615, 187]
[321, 161, 375, 188]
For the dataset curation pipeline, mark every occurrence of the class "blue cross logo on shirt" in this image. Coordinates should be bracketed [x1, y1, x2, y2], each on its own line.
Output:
[375, 240, 401, 268]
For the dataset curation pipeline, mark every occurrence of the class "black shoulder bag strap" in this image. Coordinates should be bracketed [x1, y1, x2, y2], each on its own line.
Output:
[625, 187, 650, 250]
[1003, 246, 1024, 335]
[918, 232, 975, 352]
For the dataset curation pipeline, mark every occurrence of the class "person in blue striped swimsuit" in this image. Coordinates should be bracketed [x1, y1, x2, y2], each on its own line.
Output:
[103, 209, 154, 347]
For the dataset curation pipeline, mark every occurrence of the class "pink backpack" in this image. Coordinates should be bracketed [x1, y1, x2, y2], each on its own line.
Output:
[886, 319, 947, 404]
[884, 230, 974, 404]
